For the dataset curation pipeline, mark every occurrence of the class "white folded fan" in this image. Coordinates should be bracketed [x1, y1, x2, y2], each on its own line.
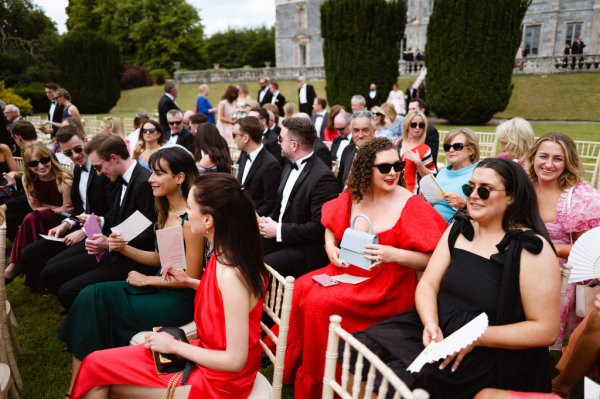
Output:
[419, 174, 445, 204]
[407, 312, 489, 373]
[567, 226, 600, 284]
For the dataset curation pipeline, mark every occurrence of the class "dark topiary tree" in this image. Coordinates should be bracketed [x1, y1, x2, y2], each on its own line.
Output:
[321, 0, 406, 108]
[426, 0, 530, 124]
[58, 32, 121, 113]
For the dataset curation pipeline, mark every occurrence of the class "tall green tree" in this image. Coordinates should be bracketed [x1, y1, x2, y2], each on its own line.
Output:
[426, 0, 530, 124]
[206, 27, 275, 68]
[66, 0, 208, 71]
[321, 0, 406, 108]
[0, 0, 61, 86]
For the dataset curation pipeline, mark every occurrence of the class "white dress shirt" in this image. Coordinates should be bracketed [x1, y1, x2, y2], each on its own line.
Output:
[276, 152, 313, 241]
[313, 111, 326, 135]
[299, 84, 307, 104]
[241, 144, 263, 185]
[336, 133, 352, 161]
[119, 161, 137, 206]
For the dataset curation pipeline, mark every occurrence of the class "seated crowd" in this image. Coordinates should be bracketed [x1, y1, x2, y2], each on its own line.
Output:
[0, 79, 600, 399]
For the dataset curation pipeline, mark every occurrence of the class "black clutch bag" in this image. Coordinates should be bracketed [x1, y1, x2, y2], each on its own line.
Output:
[152, 327, 195, 384]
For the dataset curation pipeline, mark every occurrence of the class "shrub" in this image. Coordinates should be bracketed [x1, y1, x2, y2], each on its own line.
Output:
[121, 64, 151, 90]
[0, 81, 34, 116]
[426, 0, 530, 124]
[321, 0, 406, 108]
[57, 32, 121, 114]
[14, 82, 47, 114]
[149, 69, 170, 85]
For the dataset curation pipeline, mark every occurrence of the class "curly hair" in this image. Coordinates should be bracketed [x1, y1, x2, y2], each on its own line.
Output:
[527, 132, 583, 190]
[346, 137, 406, 202]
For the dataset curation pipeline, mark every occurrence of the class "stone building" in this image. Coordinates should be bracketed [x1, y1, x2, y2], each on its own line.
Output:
[275, 0, 600, 68]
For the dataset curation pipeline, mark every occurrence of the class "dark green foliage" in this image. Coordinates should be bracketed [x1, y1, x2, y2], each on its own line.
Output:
[206, 27, 276, 68]
[149, 69, 170, 85]
[426, 0, 531, 124]
[58, 32, 121, 113]
[14, 82, 48, 113]
[321, 0, 406, 108]
[0, 0, 61, 86]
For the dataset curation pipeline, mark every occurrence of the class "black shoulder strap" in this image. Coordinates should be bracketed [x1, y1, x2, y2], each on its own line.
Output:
[447, 212, 474, 251]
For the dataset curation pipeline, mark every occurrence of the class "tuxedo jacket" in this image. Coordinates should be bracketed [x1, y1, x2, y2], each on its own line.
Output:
[365, 91, 381, 109]
[158, 94, 180, 133]
[103, 163, 156, 251]
[331, 135, 351, 161]
[298, 84, 317, 115]
[270, 154, 339, 247]
[165, 128, 195, 154]
[48, 102, 64, 135]
[311, 112, 329, 140]
[314, 138, 332, 169]
[258, 88, 273, 106]
[237, 147, 282, 216]
[425, 122, 440, 170]
[263, 128, 283, 165]
[337, 142, 357, 189]
[71, 165, 120, 217]
[271, 92, 286, 117]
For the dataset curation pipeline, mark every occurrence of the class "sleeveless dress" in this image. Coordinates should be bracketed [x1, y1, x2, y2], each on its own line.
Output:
[216, 99, 236, 145]
[9, 178, 64, 265]
[282, 191, 447, 399]
[58, 214, 196, 360]
[70, 255, 264, 399]
[352, 216, 552, 398]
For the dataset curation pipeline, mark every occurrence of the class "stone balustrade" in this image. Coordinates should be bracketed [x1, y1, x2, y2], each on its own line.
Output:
[175, 66, 325, 84]
[514, 54, 600, 74]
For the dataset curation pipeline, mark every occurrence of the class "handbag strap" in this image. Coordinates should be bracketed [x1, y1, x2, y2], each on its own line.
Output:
[564, 186, 575, 244]
[351, 213, 374, 234]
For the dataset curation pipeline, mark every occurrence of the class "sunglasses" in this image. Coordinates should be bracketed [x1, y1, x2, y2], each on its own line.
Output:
[168, 121, 182, 126]
[373, 161, 405, 174]
[142, 128, 158, 134]
[443, 143, 466, 152]
[462, 184, 505, 200]
[63, 146, 84, 158]
[409, 122, 426, 129]
[28, 156, 52, 168]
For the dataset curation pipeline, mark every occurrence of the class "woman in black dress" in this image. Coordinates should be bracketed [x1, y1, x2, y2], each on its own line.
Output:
[352, 158, 561, 398]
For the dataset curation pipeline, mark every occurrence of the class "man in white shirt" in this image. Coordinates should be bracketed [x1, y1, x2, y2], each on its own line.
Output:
[310, 97, 328, 140]
[297, 75, 316, 116]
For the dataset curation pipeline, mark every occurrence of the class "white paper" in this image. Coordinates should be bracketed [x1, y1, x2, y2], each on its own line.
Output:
[407, 313, 488, 373]
[419, 174, 446, 204]
[585, 377, 600, 399]
[156, 225, 187, 272]
[110, 210, 152, 242]
[39, 234, 65, 242]
[332, 274, 370, 285]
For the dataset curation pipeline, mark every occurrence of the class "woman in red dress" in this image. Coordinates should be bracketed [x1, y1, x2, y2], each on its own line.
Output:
[69, 173, 267, 399]
[283, 138, 447, 398]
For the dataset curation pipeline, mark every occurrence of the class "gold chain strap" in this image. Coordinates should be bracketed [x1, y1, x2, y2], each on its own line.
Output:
[165, 371, 183, 399]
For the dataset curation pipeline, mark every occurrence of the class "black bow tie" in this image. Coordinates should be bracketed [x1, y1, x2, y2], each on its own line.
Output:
[315, 114, 323, 118]
[118, 176, 128, 186]
[171, 132, 179, 137]
[290, 159, 308, 170]
[80, 164, 88, 172]
[51, 101, 56, 104]
[340, 136, 349, 141]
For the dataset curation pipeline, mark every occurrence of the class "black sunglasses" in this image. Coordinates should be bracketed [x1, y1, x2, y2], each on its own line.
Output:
[443, 143, 466, 152]
[462, 184, 505, 200]
[63, 146, 84, 158]
[168, 121, 182, 126]
[373, 161, 405, 174]
[142, 128, 158, 134]
[28, 156, 52, 168]
[409, 122, 426, 129]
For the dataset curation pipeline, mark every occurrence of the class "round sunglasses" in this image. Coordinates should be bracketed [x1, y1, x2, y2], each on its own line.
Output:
[462, 184, 505, 200]
[443, 143, 466, 152]
[28, 156, 52, 168]
[409, 122, 425, 129]
[373, 161, 405, 174]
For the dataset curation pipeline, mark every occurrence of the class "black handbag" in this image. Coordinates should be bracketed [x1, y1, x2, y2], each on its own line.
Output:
[151, 327, 195, 384]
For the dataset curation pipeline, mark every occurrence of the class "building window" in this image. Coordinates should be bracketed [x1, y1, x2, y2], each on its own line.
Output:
[565, 22, 582, 45]
[294, 34, 309, 67]
[299, 44, 307, 66]
[429, 0, 435, 12]
[523, 25, 541, 56]
[297, 3, 308, 29]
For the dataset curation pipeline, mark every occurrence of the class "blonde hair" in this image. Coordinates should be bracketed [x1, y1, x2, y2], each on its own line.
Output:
[100, 117, 125, 137]
[444, 128, 480, 163]
[283, 102, 297, 118]
[496, 117, 535, 163]
[372, 106, 391, 129]
[527, 132, 583, 190]
[402, 111, 428, 144]
[22, 142, 73, 201]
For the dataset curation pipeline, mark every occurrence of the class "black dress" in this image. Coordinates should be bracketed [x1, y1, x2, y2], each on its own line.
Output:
[352, 216, 552, 398]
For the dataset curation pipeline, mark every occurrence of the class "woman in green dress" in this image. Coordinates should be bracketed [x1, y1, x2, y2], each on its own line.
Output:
[59, 145, 204, 397]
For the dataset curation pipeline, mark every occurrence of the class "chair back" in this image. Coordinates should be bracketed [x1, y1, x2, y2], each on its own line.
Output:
[592, 154, 600, 189]
[229, 146, 241, 177]
[13, 158, 24, 175]
[322, 315, 429, 399]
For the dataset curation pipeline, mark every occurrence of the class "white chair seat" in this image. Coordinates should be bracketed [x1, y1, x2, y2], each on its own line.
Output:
[247, 372, 272, 399]
[129, 320, 197, 345]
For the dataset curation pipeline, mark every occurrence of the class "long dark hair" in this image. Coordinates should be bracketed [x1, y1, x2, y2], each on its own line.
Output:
[194, 123, 232, 174]
[476, 158, 552, 245]
[193, 173, 266, 297]
[149, 146, 198, 229]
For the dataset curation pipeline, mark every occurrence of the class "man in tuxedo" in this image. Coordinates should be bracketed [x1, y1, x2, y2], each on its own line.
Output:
[234, 116, 281, 216]
[249, 108, 282, 164]
[40, 134, 157, 309]
[158, 79, 180, 133]
[408, 98, 439, 170]
[310, 97, 328, 140]
[165, 109, 195, 153]
[337, 110, 376, 188]
[297, 76, 316, 116]
[18, 126, 120, 291]
[257, 77, 273, 106]
[45, 82, 64, 137]
[405, 82, 418, 113]
[350, 95, 366, 113]
[292, 112, 332, 169]
[269, 81, 286, 117]
[330, 111, 352, 163]
[266, 109, 281, 136]
[258, 117, 339, 278]
[571, 35, 586, 54]
[365, 83, 381, 109]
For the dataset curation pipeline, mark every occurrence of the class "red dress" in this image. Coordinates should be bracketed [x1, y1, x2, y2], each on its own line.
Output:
[282, 191, 447, 398]
[70, 255, 264, 399]
[400, 143, 435, 193]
